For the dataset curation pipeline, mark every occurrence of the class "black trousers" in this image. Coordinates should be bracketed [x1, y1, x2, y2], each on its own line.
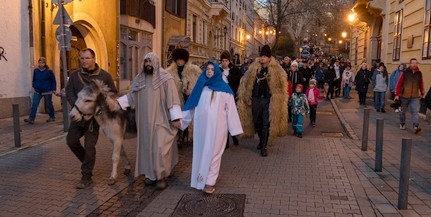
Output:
[326, 83, 334, 99]
[309, 105, 317, 123]
[66, 119, 100, 176]
[358, 92, 367, 105]
[252, 97, 270, 132]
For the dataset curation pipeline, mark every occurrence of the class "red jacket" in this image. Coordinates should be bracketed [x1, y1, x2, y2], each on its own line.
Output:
[395, 66, 424, 98]
[305, 87, 324, 105]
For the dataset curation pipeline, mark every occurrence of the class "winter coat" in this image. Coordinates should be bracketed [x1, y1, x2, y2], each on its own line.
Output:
[395, 67, 424, 99]
[305, 87, 324, 106]
[166, 62, 201, 106]
[371, 70, 388, 92]
[237, 56, 288, 144]
[341, 70, 354, 88]
[289, 92, 309, 115]
[389, 68, 402, 92]
[32, 67, 56, 94]
[354, 69, 371, 92]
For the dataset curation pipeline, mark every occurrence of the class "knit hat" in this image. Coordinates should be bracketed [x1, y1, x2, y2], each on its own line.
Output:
[309, 79, 317, 85]
[295, 84, 303, 91]
[38, 57, 46, 63]
[172, 48, 189, 62]
[220, 50, 231, 61]
[260, 45, 271, 58]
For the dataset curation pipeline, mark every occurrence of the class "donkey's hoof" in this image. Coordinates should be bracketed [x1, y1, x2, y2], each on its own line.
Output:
[107, 178, 116, 185]
[124, 168, 131, 175]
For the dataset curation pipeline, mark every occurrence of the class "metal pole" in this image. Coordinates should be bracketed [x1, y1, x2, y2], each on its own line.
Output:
[58, 3, 70, 132]
[12, 104, 21, 148]
[398, 138, 412, 210]
[375, 118, 384, 172]
[361, 108, 370, 151]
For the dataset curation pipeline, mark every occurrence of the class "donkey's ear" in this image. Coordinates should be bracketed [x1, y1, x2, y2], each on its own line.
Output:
[89, 79, 98, 88]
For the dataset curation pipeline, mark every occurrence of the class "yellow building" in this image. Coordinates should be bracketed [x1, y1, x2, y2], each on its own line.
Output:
[349, 0, 431, 87]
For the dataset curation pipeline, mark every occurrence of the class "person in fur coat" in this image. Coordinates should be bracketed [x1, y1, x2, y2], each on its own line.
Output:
[166, 48, 201, 147]
[237, 45, 288, 157]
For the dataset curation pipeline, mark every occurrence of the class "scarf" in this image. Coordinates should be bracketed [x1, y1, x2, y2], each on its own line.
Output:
[131, 52, 172, 92]
[183, 61, 233, 111]
[307, 88, 316, 103]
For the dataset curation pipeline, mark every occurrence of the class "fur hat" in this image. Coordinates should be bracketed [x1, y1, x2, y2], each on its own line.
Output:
[260, 45, 271, 58]
[172, 48, 189, 62]
[220, 50, 231, 61]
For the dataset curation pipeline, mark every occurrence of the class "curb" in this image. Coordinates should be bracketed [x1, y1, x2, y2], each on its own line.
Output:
[0, 133, 67, 157]
[330, 98, 360, 140]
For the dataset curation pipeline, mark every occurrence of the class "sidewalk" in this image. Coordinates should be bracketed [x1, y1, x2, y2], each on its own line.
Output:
[0, 93, 430, 216]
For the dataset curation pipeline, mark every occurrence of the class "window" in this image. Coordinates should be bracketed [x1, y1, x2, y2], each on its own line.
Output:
[393, 10, 403, 61]
[423, 0, 431, 59]
[192, 15, 197, 42]
[165, 0, 186, 18]
[119, 27, 152, 81]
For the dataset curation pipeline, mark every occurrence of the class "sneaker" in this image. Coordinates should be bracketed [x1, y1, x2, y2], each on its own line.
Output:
[400, 124, 406, 130]
[144, 178, 157, 185]
[24, 118, 34, 124]
[76, 176, 93, 189]
[203, 185, 216, 194]
[381, 109, 386, 113]
[46, 117, 55, 122]
[414, 127, 421, 134]
[156, 179, 168, 190]
[312, 122, 316, 127]
[395, 109, 400, 113]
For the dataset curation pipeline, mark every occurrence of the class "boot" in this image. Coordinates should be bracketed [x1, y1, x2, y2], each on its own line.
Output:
[225, 137, 230, 150]
[256, 130, 263, 150]
[260, 129, 269, 157]
[232, 136, 239, 146]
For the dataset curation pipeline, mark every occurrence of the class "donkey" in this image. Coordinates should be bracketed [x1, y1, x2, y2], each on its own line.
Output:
[69, 79, 134, 185]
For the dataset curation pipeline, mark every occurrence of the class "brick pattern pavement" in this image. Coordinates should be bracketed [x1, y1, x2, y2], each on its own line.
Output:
[1, 92, 431, 216]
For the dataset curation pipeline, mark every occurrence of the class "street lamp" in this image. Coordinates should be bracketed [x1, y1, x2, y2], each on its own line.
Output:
[341, 31, 347, 39]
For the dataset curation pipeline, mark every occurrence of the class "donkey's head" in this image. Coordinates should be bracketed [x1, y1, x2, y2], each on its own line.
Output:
[69, 79, 111, 122]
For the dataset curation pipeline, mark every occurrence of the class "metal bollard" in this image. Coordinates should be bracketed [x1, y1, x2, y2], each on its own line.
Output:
[375, 118, 384, 172]
[12, 104, 21, 148]
[398, 138, 412, 210]
[361, 108, 370, 151]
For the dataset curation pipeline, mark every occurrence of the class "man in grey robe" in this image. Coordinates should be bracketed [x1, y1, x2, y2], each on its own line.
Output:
[117, 52, 182, 189]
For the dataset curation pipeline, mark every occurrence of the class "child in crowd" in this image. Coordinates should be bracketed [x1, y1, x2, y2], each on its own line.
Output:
[289, 84, 309, 138]
[305, 79, 324, 127]
[341, 64, 354, 99]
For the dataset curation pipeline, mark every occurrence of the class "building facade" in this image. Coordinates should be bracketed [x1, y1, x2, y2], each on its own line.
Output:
[349, 0, 431, 87]
[0, 0, 269, 118]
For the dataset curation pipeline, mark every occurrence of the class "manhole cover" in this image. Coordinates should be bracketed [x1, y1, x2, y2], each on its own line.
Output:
[172, 193, 246, 217]
[321, 132, 344, 137]
[316, 111, 334, 115]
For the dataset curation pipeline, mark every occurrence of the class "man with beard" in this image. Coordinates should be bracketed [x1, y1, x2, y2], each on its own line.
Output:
[166, 48, 201, 147]
[117, 52, 182, 189]
[65, 48, 117, 189]
[237, 45, 288, 157]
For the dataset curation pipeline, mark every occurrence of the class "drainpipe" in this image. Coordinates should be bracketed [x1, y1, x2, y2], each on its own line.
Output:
[40, 0, 46, 57]
[28, 0, 34, 65]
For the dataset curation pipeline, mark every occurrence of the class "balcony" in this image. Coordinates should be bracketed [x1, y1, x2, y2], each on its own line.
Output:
[208, 0, 229, 21]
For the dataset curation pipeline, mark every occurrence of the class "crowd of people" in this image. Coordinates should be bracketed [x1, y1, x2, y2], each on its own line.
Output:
[25, 45, 428, 195]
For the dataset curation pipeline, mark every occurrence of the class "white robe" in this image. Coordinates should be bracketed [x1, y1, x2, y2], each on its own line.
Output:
[181, 87, 243, 190]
